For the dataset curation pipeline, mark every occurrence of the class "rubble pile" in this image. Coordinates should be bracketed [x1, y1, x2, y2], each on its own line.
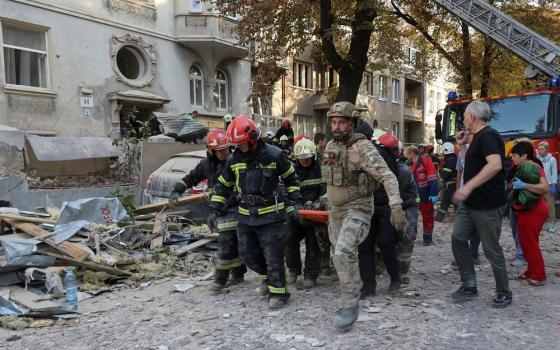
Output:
[0, 194, 216, 329]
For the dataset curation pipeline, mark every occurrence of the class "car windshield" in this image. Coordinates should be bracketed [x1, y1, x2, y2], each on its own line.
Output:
[446, 94, 552, 137]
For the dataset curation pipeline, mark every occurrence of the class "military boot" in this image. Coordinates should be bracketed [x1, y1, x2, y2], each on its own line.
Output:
[335, 307, 359, 333]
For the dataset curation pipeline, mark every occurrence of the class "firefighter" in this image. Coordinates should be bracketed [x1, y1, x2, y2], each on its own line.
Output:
[210, 116, 302, 309]
[322, 102, 405, 332]
[279, 135, 296, 162]
[378, 133, 419, 284]
[224, 114, 233, 131]
[169, 129, 246, 291]
[436, 142, 458, 222]
[274, 119, 294, 146]
[284, 138, 325, 288]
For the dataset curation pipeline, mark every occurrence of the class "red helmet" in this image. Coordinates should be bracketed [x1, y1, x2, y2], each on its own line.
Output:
[378, 133, 399, 149]
[282, 119, 291, 128]
[226, 116, 260, 145]
[206, 129, 230, 151]
[294, 135, 309, 144]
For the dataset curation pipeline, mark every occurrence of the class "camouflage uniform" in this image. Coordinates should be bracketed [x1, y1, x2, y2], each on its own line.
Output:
[323, 135, 403, 309]
[395, 162, 419, 277]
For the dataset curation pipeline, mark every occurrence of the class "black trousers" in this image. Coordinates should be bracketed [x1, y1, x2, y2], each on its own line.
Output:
[358, 205, 400, 291]
[284, 220, 321, 280]
[237, 222, 289, 300]
[214, 230, 247, 284]
[436, 182, 457, 221]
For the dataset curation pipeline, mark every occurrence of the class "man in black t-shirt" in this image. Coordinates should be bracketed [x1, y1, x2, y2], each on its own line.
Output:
[450, 100, 512, 308]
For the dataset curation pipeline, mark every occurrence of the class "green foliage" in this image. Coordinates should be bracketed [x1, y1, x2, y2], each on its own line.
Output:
[107, 188, 137, 217]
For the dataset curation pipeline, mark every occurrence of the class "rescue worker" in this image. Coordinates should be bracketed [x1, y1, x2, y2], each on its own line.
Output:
[322, 102, 405, 332]
[378, 134, 419, 284]
[279, 135, 296, 162]
[284, 138, 325, 288]
[436, 142, 458, 222]
[169, 129, 246, 291]
[356, 122, 401, 299]
[274, 119, 294, 146]
[210, 116, 302, 309]
[263, 130, 275, 144]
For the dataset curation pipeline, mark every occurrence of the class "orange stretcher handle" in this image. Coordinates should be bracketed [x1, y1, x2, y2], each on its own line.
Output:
[298, 210, 329, 224]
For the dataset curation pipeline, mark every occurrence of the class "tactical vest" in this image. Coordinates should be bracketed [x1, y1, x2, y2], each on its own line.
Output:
[321, 134, 365, 186]
[321, 134, 373, 205]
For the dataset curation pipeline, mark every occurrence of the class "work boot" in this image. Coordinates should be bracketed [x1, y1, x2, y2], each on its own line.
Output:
[286, 271, 298, 284]
[228, 275, 244, 286]
[451, 286, 478, 301]
[209, 280, 227, 292]
[303, 278, 316, 289]
[423, 234, 433, 246]
[389, 279, 401, 292]
[335, 307, 359, 333]
[209, 270, 228, 292]
[268, 296, 287, 309]
[492, 293, 512, 308]
[359, 286, 376, 300]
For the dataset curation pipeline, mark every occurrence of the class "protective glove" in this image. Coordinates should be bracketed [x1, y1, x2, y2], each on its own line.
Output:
[512, 177, 526, 190]
[168, 192, 180, 208]
[390, 204, 407, 233]
[551, 185, 558, 195]
[429, 195, 438, 203]
[207, 213, 218, 233]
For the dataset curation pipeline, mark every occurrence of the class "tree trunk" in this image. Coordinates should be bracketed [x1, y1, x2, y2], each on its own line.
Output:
[480, 37, 493, 97]
[336, 66, 364, 103]
[460, 21, 473, 98]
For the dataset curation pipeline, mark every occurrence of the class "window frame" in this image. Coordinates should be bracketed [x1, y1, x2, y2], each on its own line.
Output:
[214, 69, 228, 111]
[362, 71, 374, 96]
[1, 22, 50, 89]
[429, 90, 435, 113]
[292, 60, 313, 89]
[189, 64, 204, 107]
[391, 122, 399, 139]
[378, 75, 387, 101]
[190, 0, 203, 13]
[392, 78, 401, 104]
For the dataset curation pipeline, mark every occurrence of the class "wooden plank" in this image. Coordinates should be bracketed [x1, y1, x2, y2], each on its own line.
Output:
[40, 250, 133, 277]
[0, 213, 56, 225]
[176, 237, 216, 257]
[150, 212, 167, 249]
[4, 219, 90, 262]
[0, 285, 63, 313]
[134, 193, 209, 215]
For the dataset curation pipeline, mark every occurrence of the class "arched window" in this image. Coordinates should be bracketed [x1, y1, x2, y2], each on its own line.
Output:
[189, 65, 203, 106]
[214, 70, 228, 110]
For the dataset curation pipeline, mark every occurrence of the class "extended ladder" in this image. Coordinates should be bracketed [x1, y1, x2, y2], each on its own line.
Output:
[432, 0, 560, 77]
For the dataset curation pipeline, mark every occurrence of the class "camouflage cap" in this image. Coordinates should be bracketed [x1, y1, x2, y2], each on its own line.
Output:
[327, 101, 360, 119]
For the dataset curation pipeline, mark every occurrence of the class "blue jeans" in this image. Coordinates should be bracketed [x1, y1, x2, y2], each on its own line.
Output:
[509, 210, 525, 261]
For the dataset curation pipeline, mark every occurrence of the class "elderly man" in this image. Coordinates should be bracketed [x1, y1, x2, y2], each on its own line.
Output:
[451, 100, 512, 308]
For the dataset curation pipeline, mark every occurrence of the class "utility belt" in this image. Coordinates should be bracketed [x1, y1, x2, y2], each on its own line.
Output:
[240, 192, 279, 207]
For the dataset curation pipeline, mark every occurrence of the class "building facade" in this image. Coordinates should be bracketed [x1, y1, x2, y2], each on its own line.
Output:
[253, 42, 454, 147]
[0, 0, 251, 137]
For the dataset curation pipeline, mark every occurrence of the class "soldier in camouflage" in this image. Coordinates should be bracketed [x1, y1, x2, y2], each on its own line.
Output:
[322, 101, 406, 332]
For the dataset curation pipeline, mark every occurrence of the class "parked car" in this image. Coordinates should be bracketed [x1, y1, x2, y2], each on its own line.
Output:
[143, 150, 210, 223]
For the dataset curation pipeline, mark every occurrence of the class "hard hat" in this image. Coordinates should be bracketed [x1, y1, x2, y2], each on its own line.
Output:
[378, 133, 399, 149]
[280, 135, 289, 142]
[282, 119, 291, 128]
[294, 135, 309, 144]
[294, 139, 316, 160]
[443, 142, 454, 155]
[223, 114, 233, 123]
[327, 101, 360, 119]
[226, 116, 260, 145]
[265, 130, 275, 138]
[206, 129, 230, 151]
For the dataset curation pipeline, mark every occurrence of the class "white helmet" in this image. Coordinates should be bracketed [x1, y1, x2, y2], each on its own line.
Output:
[280, 135, 289, 142]
[443, 142, 454, 155]
[265, 130, 274, 138]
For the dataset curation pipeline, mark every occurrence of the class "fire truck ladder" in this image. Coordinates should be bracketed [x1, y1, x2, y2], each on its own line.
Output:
[432, 0, 560, 77]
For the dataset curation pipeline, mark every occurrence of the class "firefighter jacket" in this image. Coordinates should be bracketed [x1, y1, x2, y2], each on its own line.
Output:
[273, 127, 294, 146]
[296, 159, 326, 203]
[397, 162, 418, 209]
[210, 140, 302, 226]
[440, 154, 458, 185]
[321, 133, 402, 208]
[410, 155, 438, 202]
[172, 154, 238, 233]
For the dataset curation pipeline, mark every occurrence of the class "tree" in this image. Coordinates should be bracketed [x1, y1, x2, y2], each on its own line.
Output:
[215, 0, 404, 104]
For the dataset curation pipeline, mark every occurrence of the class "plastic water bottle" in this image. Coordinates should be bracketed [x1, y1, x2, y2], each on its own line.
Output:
[64, 267, 78, 311]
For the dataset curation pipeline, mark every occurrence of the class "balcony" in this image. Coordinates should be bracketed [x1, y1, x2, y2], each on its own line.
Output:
[404, 104, 423, 122]
[175, 14, 247, 59]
